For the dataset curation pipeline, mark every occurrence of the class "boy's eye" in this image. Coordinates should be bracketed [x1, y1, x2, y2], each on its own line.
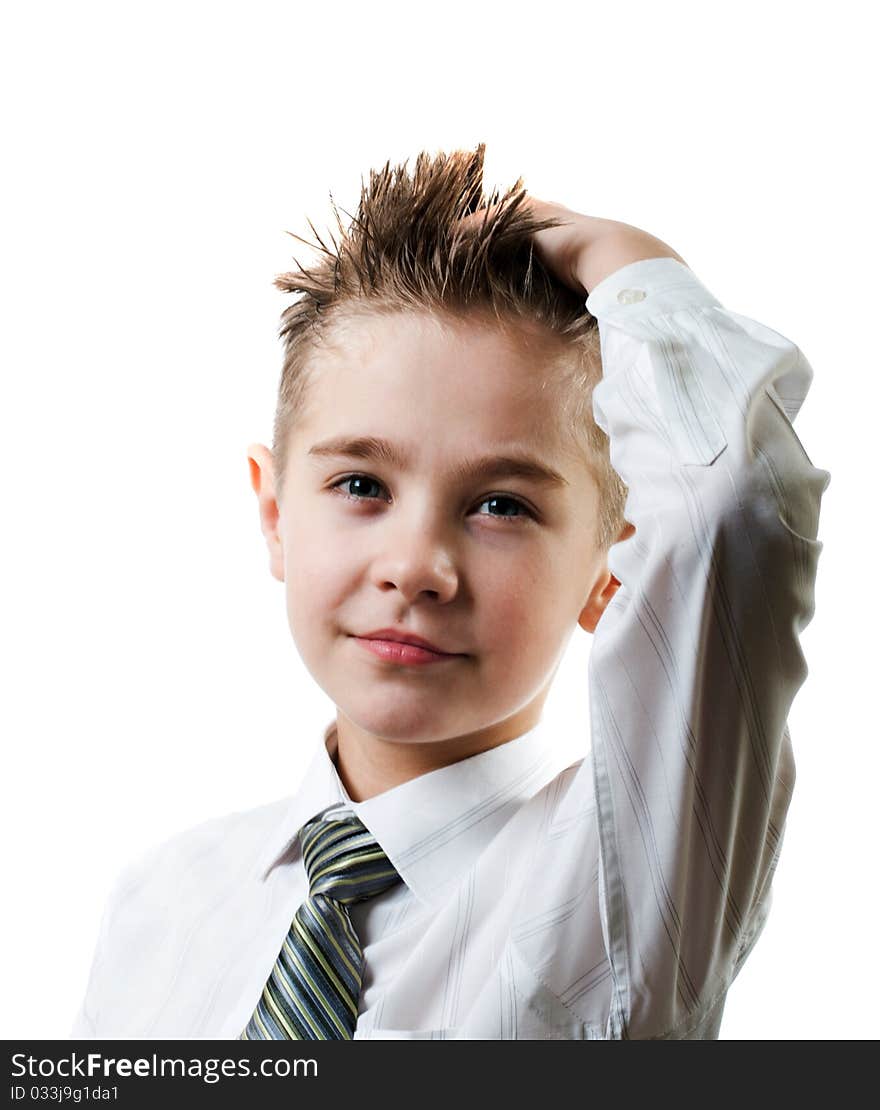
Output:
[329, 474, 534, 522]
[333, 474, 387, 502]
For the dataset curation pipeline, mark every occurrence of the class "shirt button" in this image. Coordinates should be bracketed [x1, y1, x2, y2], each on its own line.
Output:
[617, 288, 647, 304]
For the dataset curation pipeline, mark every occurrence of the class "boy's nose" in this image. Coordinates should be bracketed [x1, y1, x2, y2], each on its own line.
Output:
[369, 537, 460, 605]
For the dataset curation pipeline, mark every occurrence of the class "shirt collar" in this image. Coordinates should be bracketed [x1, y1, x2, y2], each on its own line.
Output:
[259, 715, 579, 909]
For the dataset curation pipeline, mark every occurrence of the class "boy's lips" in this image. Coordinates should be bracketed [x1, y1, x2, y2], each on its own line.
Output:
[354, 628, 465, 655]
[348, 630, 463, 661]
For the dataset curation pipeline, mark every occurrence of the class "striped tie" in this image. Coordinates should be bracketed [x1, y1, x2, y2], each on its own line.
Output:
[240, 807, 403, 1040]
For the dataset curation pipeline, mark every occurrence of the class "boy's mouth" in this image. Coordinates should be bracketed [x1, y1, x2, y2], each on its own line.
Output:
[349, 628, 467, 666]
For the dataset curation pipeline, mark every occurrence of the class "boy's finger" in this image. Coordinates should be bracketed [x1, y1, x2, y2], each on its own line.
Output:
[454, 202, 503, 232]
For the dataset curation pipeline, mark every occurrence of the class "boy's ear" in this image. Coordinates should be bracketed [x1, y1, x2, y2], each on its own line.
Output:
[577, 523, 636, 634]
[246, 443, 285, 583]
[577, 572, 622, 634]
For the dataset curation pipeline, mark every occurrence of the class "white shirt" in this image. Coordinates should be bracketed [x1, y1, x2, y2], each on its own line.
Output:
[70, 257, 830, 1040]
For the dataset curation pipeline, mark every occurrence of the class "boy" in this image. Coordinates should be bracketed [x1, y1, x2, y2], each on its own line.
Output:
[71, 144, 830, 1039]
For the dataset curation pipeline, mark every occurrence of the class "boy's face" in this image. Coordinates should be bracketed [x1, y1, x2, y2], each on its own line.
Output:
[248, 310, 625, 758]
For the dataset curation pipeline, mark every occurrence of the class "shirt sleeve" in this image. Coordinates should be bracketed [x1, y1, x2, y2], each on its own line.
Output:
[583, 257, 830, 1039]
[69, 863, 135, 1039]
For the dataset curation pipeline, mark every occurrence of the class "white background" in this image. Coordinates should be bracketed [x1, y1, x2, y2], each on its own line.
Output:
[2, 0, 875, 1039]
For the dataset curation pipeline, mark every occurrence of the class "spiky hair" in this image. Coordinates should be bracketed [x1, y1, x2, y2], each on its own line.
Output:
[270, 142, 628, 551]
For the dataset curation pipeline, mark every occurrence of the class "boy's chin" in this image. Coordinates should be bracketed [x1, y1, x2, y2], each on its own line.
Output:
[337, 700, 477, 746]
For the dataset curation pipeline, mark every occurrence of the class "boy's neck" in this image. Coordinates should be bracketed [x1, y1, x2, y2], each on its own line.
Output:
[331, 699, 548, 802]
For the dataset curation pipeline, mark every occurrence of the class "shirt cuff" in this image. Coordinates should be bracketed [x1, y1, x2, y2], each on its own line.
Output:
[585, 257, 723, 332]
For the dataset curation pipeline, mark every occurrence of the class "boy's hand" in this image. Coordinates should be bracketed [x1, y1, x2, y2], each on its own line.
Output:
[456, 196, 687, 296]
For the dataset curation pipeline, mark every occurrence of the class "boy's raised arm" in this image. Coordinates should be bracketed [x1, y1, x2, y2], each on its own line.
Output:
[544, 215, 830, 1038]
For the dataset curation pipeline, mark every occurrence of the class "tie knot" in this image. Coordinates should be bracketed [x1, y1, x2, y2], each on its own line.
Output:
[298, 809, 402, 905]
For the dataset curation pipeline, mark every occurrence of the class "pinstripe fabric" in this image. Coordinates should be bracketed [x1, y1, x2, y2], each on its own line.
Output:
[240, 806, 402, 1039]
[72, 258, 829, 1040]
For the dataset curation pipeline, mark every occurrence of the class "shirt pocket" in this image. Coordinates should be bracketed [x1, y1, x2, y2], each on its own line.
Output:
[502, 941, 602, 1040]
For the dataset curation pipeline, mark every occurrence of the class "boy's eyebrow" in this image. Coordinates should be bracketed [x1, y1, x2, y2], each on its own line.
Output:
[307, 435, 569, 487]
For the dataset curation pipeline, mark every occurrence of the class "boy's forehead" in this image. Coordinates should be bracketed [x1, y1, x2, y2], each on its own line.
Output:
[304, 309, 574, 448]
[301, 390, 571, 477]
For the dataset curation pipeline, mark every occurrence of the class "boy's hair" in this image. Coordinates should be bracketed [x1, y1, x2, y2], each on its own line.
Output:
[270, 143, 628, 553]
